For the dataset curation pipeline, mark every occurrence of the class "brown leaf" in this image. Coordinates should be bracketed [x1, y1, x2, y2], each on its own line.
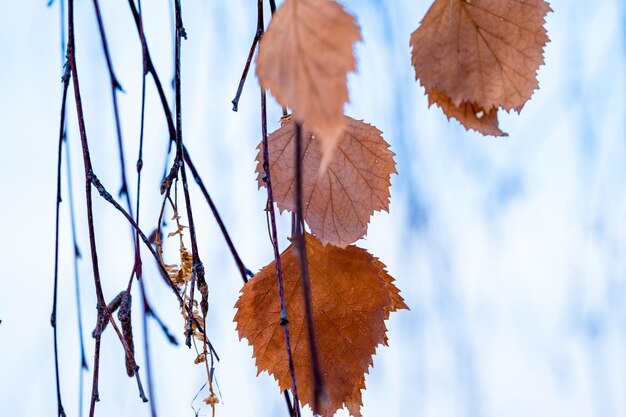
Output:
[256, 0, 361, 164]
[410, 0, 551, 112]
[427, 88, 507, 136]
[256, 116, 396, 248]
[234, 234, 408, 417]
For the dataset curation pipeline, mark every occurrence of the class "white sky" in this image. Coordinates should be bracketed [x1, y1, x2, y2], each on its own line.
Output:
[1, 1, 625, 417]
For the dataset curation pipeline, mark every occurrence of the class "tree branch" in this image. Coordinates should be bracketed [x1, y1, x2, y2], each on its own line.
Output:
[183, 147, 252, 284]
[51, 53, 70, 417]
[258, 0, 301, 413]
[88, 171, 219, 359]
[294, 122, 324, 414]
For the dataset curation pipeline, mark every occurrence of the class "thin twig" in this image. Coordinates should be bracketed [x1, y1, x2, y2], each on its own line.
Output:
[95, 0, 162, 410]
[58, 6, 90, 415]
[231, 25, 262, 112]
[134, 0, 158, 414]
[51, 53, 70, 417]
[91, 0, 144, 286]
[230, 0, 279, 111]
[262, 91, 302, 417]
[145, 299, 178, 345]
[64, 103, 89, 415]
[91, 0, 131, 202]
[167, 0, 209, 349]
[90, 0, 155, 407]
[258, 0, 301, 413]
[126, 0, 176, 143]
[294, 122, 324, 413]
[67, 0, 107, 408]
[89, 337, 102, 409]
[125, 0, 246, 297]
[89, 292, 148, 402]
[140, 283, 156, 415]
[93, 295, 148, 402]
[125, 0, 214, 354]
[57, 3, 75, 414]
[283, 390, 296, 417]
[183, 147, 252, 283]
[87, 172, 219, 358]
[66, 3, 176, 410]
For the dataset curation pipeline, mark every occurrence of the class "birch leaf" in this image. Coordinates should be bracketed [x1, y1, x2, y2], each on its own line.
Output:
[256, 116, 396, 248]
[427, 88, 507, 136]
[234, 233, 408, 417]
[256, 0, 361, 164]
[410, 0, 551, 116]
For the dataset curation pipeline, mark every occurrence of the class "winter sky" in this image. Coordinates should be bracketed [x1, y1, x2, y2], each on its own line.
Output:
[1, 1, 625, 416]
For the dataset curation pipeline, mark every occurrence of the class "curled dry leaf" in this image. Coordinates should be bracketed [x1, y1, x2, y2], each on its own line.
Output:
[203, 394, 219, 406]
[256, 0, 361, 164]
[256, 116, 396, 248]
[427, 89, 507, 137]
[410, 0, 551, 134]
[234, 233, 408, 417]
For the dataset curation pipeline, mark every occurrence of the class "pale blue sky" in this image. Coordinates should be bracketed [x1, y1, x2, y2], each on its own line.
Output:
[1, 1, 625, 417]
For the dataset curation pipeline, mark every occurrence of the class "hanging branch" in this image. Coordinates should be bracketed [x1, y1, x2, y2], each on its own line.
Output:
[89, 0, 138, 295]
[230, 0, 299, 414]
[183, 148, 252, 284]
[262, 87, 301, 417]
[231, 23, 262, 111]
[65, 0, 219, 399]
[51, 53, 70, 417]
[231, 0, 278, 112]
[126, 0, 174, 142]
[90, 0, 130, 204]
[294, 122, 324, 414]
[256, 1, 301, 415]
[134, 1, 160, 415]
[51, 2, 89, 415]
[64, 120, 90, 416]
[87, 171, 219, 358]
[125, 0, 246, 297]
[139, 281, 157, 417]
[65, 1, 159, 411]
[92, 0, 177, 412]
[125, 2, 232, 356]
[55, 2, 91, 415]
[163, 0, 210, 349]
[283, 391, 296, 417]
[90, 0, 143, 289]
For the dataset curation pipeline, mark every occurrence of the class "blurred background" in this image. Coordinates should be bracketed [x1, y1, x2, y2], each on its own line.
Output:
[1, 1, 625, 416]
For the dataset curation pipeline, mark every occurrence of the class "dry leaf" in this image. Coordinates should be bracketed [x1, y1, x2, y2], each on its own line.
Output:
[256, 116, 396, 248]
[256, 0, 361, 164]
[203, 394, 219, 406]
[234, 233, 408, 417]
[427, 88, 507, 136]
[410, 0, 551, 112]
